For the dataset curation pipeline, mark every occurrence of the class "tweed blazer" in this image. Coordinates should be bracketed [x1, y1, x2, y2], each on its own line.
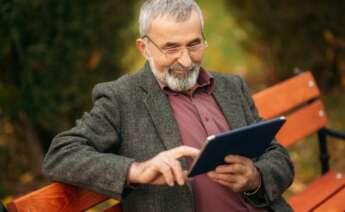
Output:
[43, 63, 294, 212]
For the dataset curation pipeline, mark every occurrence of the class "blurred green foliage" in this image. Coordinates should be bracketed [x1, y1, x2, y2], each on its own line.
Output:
[0, 0, 136, 144]
[225, 0, 345, 89]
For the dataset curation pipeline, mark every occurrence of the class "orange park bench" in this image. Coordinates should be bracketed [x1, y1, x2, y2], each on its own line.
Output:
[252, 71, 345, 211]
[6, 71, 345, 212]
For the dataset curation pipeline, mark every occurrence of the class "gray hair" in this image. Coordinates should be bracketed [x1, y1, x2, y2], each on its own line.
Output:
[139, 0, 205, 37]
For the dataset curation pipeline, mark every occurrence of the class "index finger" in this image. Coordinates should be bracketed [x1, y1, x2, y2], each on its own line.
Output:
[169, 145, 200, 159]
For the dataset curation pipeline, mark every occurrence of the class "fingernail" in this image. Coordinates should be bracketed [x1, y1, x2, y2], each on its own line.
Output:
[225, 156, 232, 162]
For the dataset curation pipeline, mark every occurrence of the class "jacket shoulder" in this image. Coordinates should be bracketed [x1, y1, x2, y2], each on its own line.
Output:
[210, 71, 247, 92]
[91, 71, 142, 102]
[211, 71, 243, 85]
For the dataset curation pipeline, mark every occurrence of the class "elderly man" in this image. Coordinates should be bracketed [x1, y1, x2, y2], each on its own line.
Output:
[42, 0, 294, 211]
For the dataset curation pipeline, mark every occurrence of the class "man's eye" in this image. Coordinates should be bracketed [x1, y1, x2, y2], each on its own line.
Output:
[164, 48, 180, 53]
[188, 42, 202, 49]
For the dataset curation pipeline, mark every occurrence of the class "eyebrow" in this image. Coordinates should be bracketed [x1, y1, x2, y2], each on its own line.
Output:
[163, 42, 180, 48]
[187, 38, 202, 45]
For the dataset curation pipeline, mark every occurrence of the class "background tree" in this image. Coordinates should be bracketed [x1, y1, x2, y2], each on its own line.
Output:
[0, 0, 135, 196]
[225, 0, 345, 90]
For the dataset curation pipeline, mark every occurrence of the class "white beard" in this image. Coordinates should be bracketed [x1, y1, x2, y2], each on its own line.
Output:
[148, 57, 200, 92]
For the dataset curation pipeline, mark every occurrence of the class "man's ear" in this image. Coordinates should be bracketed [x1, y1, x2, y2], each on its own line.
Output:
[136, 38, 149, 59]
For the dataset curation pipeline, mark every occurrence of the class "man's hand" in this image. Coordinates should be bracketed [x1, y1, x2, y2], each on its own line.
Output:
[207, 155, 261, 193]
[127, 146, 200, 186]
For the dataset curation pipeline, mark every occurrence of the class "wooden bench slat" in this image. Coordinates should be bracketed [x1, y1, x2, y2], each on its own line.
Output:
[7, 183, 110, 212]
[313, 186, 345, 212]
[253, 71, 320, 119]
[289, 171, 345, 211]
[275, 100, 328, 147]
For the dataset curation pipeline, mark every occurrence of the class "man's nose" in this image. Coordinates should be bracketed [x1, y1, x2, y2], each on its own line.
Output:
[177, 48, 192, 68]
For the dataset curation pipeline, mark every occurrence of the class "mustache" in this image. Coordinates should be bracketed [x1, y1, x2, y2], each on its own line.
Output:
[169, 63, 197, 74]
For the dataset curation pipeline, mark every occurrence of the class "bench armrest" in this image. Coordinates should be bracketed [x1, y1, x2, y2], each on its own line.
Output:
[324, 128, 345, 140]
[6, 182, 112, 212]
[318, 128, 345, 174]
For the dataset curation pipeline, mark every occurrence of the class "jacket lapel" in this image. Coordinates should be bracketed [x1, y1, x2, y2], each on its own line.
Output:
[212, 74, 247, 130]
[137, 64, 194, 196]
[139, 63, 183, 151]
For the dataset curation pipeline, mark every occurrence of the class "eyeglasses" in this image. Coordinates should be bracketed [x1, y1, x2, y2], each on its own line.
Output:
[142, 32, 208, 59]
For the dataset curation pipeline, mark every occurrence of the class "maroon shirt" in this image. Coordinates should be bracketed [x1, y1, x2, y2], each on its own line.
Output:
[158, 68, 264, 212]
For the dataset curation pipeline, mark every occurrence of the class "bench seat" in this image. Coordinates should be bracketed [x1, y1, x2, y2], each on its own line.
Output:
[288, 170, 345, 211]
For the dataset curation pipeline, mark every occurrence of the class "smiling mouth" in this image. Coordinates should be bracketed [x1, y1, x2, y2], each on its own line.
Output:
[169, 63, 196, 77]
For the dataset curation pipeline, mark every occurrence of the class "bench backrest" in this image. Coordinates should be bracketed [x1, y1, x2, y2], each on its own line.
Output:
[7, 71, 327, 211]
[253, 71, 327, 147]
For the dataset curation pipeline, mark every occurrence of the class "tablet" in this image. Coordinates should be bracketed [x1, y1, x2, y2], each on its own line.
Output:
[187, 116, 286, 177]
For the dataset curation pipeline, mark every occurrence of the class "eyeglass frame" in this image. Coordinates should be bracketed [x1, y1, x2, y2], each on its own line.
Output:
[142, 32, 208, 58]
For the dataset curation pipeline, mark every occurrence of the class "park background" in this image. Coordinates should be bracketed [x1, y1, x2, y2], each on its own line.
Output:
[1, 0, 345, 207]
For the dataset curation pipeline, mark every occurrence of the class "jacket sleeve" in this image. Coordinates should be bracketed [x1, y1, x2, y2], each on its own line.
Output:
[236, 75, 295, 207]
[42, 82, 135, 199]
